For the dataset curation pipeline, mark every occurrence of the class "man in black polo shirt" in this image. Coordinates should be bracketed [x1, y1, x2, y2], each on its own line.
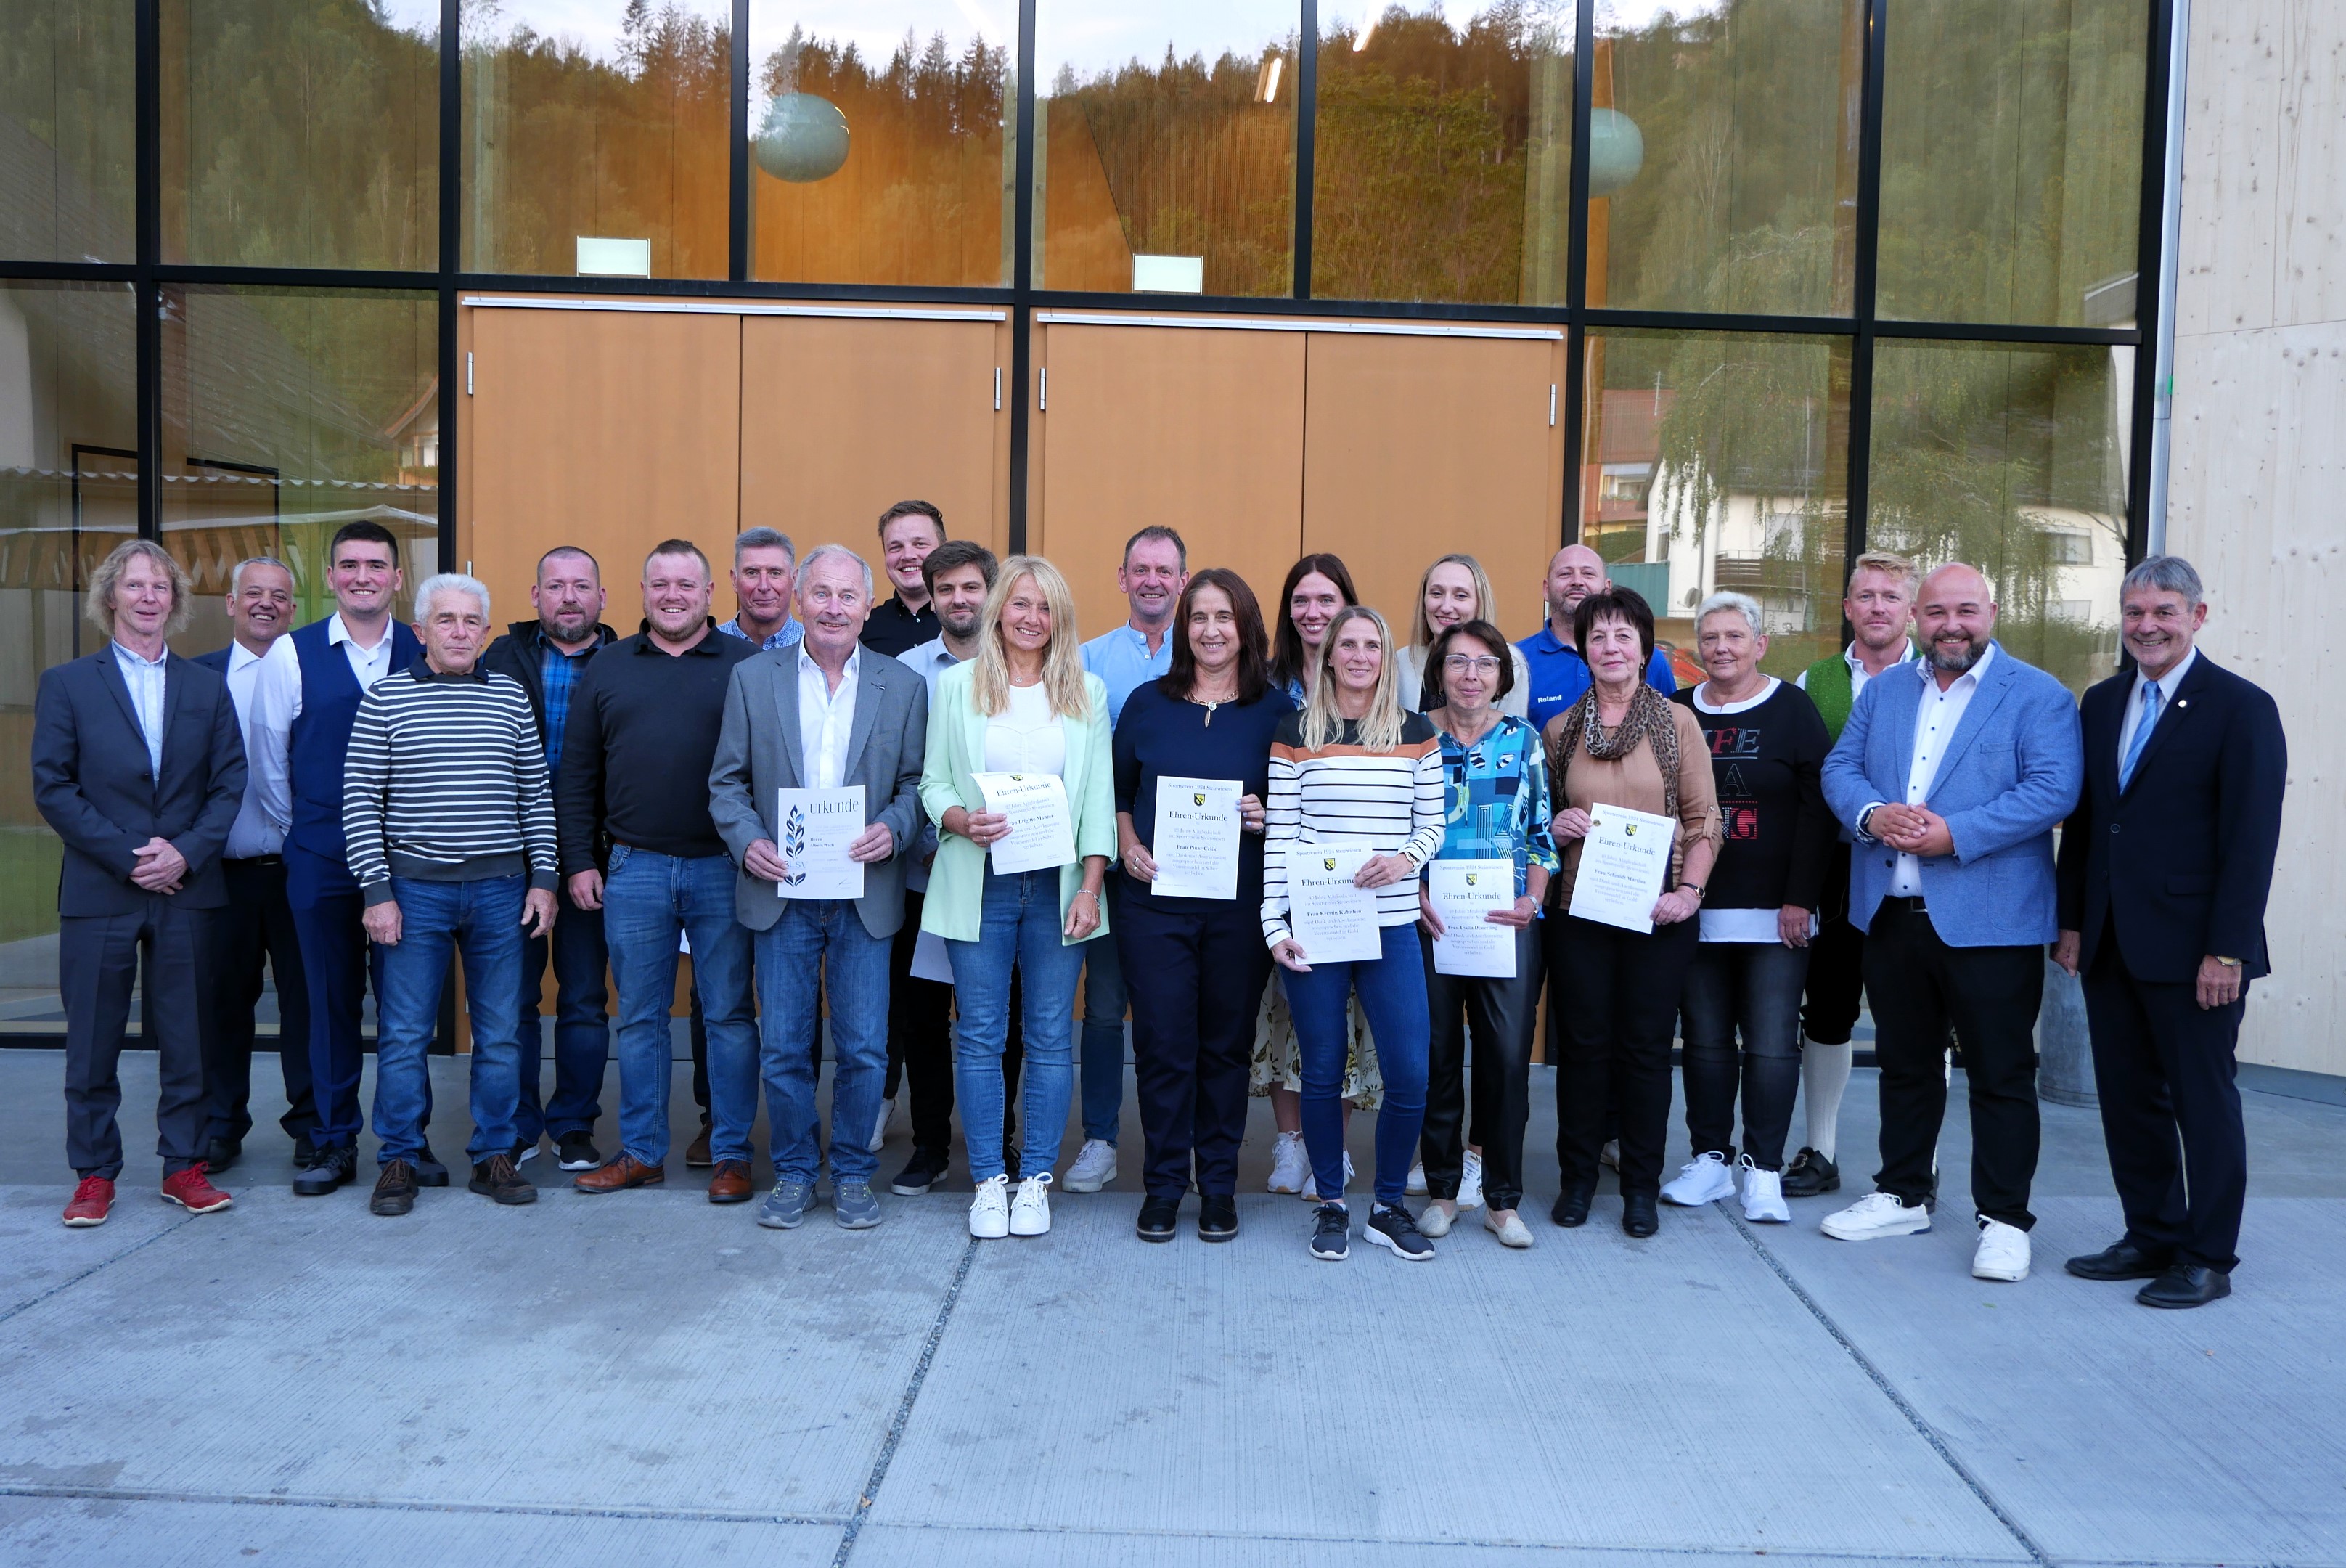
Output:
[859, 500, 944, 658]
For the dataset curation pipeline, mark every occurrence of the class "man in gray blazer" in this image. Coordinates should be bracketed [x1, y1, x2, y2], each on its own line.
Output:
[710, 544, 928, 1231]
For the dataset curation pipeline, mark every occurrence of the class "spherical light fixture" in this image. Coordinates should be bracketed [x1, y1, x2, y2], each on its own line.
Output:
[754, 92, 849, 184]
[1587, 107, 1645, 198]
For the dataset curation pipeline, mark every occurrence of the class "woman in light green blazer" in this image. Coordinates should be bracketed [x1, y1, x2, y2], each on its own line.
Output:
[919, 555, 1116, 1241]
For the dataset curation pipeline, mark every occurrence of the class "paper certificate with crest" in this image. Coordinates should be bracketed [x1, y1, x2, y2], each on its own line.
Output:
[973, 771, 1078, 875]
[775, 786, 867, 900]
[1427, 859, 1517, 977]
[1286, 845, 1383, 963]
[1566, 804, 1675, 934]
[1150, 776, 1242, 900]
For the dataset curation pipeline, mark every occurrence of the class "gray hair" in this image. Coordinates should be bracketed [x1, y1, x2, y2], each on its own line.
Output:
[1693, 590, 1765, 640]
[797, 542, 874, 600]
[86, 539, 192, 637]
[735, 526, 796, 565]
[230, 555, 295, 595]
[414, 572, 491, 624]
[2121, 554, 2204, 608]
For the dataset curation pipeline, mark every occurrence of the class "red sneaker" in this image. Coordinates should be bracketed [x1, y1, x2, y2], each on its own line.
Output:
[62, 1176, 114, 1227]
[161, 1165, 233, 1214]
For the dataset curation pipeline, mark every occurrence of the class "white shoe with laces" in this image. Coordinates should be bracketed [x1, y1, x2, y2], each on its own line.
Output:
[1661, 1150, 1737, 1206]
[1738, 1156, 1790, 1224]
[1062, 1138, 1117, 1193]
[968, 1174, 1010, 1239]
[1267, 1131, 1309, 1194]
[1301, 1151, 1354, 1202]
[1457, 1148, 1484, 1211]
[1821, 1190, 1932, 1241]
[1972, 1216, 2031, 1281]
[1406, 1161, 1428, 1196]
[867, 1097, 895, 1154]
[1009, 1173, 1053, 1237]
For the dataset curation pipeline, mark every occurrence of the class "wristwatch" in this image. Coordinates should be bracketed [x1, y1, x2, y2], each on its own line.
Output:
[2215, 956, 2241, 968]
[1857, 804, 1881, 841]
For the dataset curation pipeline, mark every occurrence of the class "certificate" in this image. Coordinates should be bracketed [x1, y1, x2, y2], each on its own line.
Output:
[1150, 776, 1242, 900]
[973, 771, 1077, 875]
[1428, 859, 1517, 977]
[1286, 845, 1382, 964]
[1566, 804, 1675, 934]
[775, 785, 867, 900]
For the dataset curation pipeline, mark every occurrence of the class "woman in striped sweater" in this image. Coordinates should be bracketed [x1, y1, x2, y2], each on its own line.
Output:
[1264, 606, 1445, 1262]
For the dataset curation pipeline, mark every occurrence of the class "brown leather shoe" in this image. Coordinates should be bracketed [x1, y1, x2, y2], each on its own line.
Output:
[686, 1119, 714, 1169]
[707, 1159, 753, 1204]
[573, 1153, 665, 1194]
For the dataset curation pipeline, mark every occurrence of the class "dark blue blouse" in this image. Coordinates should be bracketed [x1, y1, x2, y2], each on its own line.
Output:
[1112, 679, 1296, 913]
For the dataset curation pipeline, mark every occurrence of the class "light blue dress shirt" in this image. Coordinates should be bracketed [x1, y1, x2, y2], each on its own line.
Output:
[1079, 622, 1174, 726]
[113, 641, 168, 776]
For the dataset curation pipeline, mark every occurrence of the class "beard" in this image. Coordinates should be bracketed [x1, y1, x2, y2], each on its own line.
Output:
[1926, 632, 1986, 674]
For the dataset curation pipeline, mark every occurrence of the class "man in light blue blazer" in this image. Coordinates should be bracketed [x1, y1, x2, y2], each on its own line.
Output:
[1818, 563, 2082, 1283]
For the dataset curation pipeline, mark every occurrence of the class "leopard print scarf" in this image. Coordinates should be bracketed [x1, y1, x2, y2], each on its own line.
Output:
[1548, 679, 1682, 824]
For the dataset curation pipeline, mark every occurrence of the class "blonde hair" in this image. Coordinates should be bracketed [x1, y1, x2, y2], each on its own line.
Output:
[972, 555, 1091, 720]
[86, 539, 193, 637]
[1848, 550, 1918, 589]
[1302, 605, 1405, 752]
[1407, 552, 1499, 653]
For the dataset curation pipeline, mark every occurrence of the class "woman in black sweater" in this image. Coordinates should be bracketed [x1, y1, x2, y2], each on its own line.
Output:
[1662, 592, 1834, 1224]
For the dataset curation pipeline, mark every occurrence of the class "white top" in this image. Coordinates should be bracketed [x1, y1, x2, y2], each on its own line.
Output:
[1691, 675, 1780, 715]
[266, 611, 399, 723]
[982, 679, 1066, 775]
[1879, 643, 1997, 897]
[223, 640, 294, 858]
[2118, 646, 2195, 769]
[113, 641, 168, 777]
[1797, 640, 1911, 702]
[797, 644, 859, 792]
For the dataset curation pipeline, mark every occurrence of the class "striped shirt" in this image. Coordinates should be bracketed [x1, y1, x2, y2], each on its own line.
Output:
[343, 659, 557, 905]
[1262, 711, 1447, 946]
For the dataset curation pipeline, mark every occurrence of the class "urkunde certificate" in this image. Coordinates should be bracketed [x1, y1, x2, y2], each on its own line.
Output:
[973, 771, 1078, 874]
[1566, 804, 1675, 934]
[1150, 776, 1241, 900]
[1286, 845, 1382, 963]
[775, 785, 867, 900]
[1427, 859, 1516, 977]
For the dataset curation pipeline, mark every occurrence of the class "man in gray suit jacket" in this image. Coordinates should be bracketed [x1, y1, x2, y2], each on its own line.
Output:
[710, 544, 928, 1232]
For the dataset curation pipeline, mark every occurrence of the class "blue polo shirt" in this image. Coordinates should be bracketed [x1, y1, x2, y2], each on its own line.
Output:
[1080, 621, 1174, 726]
[1516, 622, 1677, 732]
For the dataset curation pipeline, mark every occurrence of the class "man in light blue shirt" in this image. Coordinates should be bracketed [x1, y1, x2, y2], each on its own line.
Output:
[716, 526, 804, 651]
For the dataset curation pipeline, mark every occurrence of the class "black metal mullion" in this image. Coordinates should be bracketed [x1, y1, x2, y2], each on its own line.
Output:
[438, 0, 460, 578]
[1559, 0, 1596, 546]
[1005, 0, 1038, 555]
[2124, 0, 2178, 565]
[1293, 0, 1317, 301]
[1844, 0, 1888, 578]
[134, 0, 160, 544]
[729, 0, 751, 282]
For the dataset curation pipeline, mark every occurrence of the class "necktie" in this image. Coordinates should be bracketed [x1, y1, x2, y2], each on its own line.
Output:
[2118, 682, 2161, 788]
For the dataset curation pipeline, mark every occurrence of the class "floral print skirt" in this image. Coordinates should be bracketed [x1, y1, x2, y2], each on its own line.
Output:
[1247, 971, 1382, 1109]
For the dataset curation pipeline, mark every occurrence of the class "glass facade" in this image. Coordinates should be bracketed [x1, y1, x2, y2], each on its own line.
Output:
[1, 0, 136, 263]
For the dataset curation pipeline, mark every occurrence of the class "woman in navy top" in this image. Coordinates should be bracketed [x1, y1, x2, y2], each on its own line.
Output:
[1113, 569, 1293, 1243]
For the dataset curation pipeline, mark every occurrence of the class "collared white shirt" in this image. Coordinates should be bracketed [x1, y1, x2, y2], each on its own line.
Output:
[2117, 646, 2195, 771]
[269, 611, 399, 724]
[224, 640, 295, 857]
[1883, 642, 1997, 896]
[113, 641, 168, 777]
[798, 643, 859, 791]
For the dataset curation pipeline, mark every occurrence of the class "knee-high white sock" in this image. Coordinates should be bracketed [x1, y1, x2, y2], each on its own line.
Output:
[1802, 1039, 1854, 1161]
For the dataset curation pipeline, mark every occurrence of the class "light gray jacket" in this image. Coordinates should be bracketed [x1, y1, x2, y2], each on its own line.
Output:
[708, 646, 928, 938]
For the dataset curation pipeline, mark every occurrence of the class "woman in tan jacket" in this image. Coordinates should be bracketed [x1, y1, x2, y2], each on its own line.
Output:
[1543, 588, 1722, 1238]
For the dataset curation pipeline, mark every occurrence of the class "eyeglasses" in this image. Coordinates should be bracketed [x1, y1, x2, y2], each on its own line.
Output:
[1442, 656, 1503, 675]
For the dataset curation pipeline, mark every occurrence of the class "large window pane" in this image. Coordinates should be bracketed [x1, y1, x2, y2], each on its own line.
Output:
[464, 1, 732, 278]
[750, 3, 1010, 286]
[1312, 1, 1574, 306]
[161, 0, 438, 269]
[1034, 1, 1297, 297]
[1591, 0, 1860, 317]
[1877, 0, 2148, 327]
[1868, 339, 2129, 691]
[1582, 329, 1850, 679]
[1, 0, 135, 262]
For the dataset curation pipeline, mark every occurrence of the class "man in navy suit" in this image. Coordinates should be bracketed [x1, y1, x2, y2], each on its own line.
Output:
[1820, 563, 2083, 1284]
[2055, 556, 2285, 1309]
[33, 540, 246, 1227]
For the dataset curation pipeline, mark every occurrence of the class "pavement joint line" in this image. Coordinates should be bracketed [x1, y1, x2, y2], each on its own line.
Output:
[1720, 1206, 2053, 1568]
[833, 1230, 983, 1567]
[0, 1212, 196, 1326]
[0, 1483, 841, 1528]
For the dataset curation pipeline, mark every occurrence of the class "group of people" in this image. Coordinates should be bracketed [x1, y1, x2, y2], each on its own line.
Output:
[35, 510, 2284, 1305]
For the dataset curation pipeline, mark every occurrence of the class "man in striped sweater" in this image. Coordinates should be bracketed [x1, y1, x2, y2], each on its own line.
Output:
[343, 573, 559, 1216]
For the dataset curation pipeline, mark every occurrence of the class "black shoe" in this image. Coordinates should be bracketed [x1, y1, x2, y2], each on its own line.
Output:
[414, 1145, 451, 1188]
[1365, 1204, 1435, 1261]
[555, 1130, 601, 1172]
[293, 1144, 358, 1196]
[204, 1136, 242, 1174]
[369, 1159, 418, 1217]
[510, 1138, 541, 1166]
[889, 1146, 952, 1196]
[291, 1138, 317, 1169]
[1781, 1147, 1840, 1198]
[1309, 1202, 1350, 1260]
[1198, 1194, 1239, 1243]
[1550, 1183, 1595, 1228]
[2066, 1239, 2174, 1282]
[1136, 1196, 1180, 1243]
[2138, 1264, 2231, 1309]
[1622, 1192, 1659, 1238]
[468, 1153, 537, 1205]
[1005, 1148, 1023, 1183]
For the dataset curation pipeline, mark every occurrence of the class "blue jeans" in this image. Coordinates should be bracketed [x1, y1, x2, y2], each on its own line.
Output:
[755, 899, 891, 1185]
[1283, 921, 1431, 1208]
[1077, 874, 1128, 1144]
[947, 866, 1088, 1183]
[515, 883, 609, 1143]
[1680, 939, 1810, 1170]
[372, 874, 528, 1166]
[601, 846, 756, 1168]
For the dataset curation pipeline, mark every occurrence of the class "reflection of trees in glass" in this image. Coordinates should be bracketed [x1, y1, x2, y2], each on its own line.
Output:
[1, 0, 135, 260]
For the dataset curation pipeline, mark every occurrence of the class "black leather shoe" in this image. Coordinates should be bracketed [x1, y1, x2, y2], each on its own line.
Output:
[293, 1144, 358, 1196]
[469, 1154, 538, 1206]
[1135, 1196, 1180, 1243]
[369, 1159, 418, 1217]
[2066, 1240, 2173, 1281]
[1622, 1192, 1659, 1238]
[1198, 1194, 1238, 1242]
[2138, 1264, 2231, 1309]
[1550, 1183, 1595, 1228]
[413, 1145, 451, 1188]
[1780, 1147, 1839, 1198]
[204, 1136, 241, 1173]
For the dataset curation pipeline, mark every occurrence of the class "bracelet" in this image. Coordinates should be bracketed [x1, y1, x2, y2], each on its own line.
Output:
[1074, 887, 1100, 902]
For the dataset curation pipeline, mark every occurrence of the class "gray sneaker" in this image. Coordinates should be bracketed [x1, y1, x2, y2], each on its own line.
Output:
[833, 1180, 882, 1229]
[757, 1179, 810, 1230]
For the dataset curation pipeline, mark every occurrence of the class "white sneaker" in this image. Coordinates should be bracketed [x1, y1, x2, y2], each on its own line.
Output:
[1661, 1150, 1736, 1206]
[1601, 1139, 1621, 1171]
[867, 1096, 895, 1155]
[1009, 1173, 1053, 1237]
[1456, 1149, 1484, 1211]
[1738, 1156, 1790, 1224]
[1821, 1190, 1932, 1241]
[1405, 1161, 1427, 1196]
[1301, 1151, 1354, 1202]
[1062, 1138, 1117, 1193]
[1267, 1131, 1309, 1194]
[968, 1174, 1010, 1239]
[1972, 1216, 2031, 1281]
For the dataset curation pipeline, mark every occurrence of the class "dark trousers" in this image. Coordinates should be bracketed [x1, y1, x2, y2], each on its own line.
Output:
[1419, 923, 1542, 1210]
[1863, 899, 2042, 1228]
[202, 857, 318, 1149]
[885, 889, 956, 1154]
[62, 897, 209, 1179]
[2083, 920, 2249, 1271]
[1551, 912, 1700, 1199]
[1119, 895, 1268, 1200]
[1800, 841, 1865, 1045]
[290, 875, 409, 1151]
[1680, 940, 1809, 1170]
[516, 883, 609, 1143]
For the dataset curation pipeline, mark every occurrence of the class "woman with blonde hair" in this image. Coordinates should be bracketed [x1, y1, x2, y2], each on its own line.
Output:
[1394, 553, 1532, 717]
[920, 556, 1116, 1241]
